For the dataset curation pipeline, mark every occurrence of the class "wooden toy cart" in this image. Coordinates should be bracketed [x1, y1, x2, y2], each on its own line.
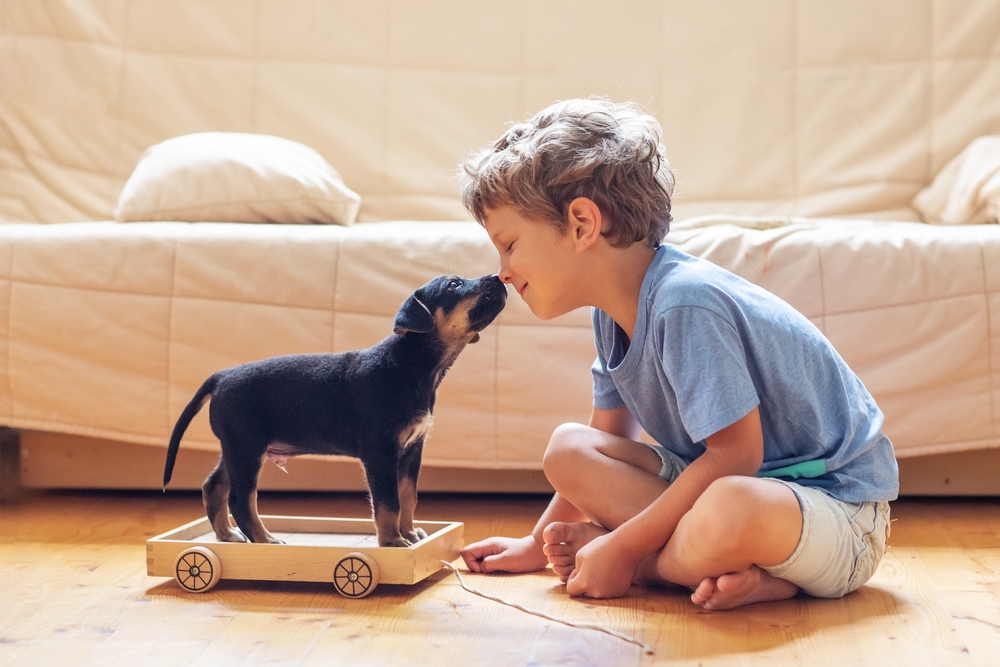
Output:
[146, 515, 463, 598]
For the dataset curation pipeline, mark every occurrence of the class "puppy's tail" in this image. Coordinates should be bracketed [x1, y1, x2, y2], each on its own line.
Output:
[163, 375, 217, 491]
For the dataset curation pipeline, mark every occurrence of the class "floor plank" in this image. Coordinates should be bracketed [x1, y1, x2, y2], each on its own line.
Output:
[1, 491, 999, 666]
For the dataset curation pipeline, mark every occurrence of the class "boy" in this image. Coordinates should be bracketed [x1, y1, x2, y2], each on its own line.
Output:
[458, 98, 897, 610]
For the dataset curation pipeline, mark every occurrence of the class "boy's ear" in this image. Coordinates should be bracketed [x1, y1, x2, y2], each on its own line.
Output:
[393, 295, 435, 334]
[566, 197, 603, 251]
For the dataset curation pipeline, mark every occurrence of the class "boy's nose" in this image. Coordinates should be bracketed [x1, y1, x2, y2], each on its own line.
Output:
[497, 264, 514, 284]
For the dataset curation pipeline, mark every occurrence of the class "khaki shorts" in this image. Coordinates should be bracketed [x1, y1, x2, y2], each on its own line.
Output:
[761, 480, 891, 598]
[643, 442, 892, 598]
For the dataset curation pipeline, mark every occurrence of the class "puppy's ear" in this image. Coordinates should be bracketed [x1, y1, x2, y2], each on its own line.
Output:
[393, 295, 435, 335]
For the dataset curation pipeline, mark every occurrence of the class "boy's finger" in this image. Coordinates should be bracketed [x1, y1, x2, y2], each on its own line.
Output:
[481, 554, 514, 573]
[460, 550, 484, 572]
[462, 541, 500, 558]
[565, 568, 585, 596]
[461, 543, 502, 571]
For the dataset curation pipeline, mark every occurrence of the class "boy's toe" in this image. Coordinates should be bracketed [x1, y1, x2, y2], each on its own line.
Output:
[542, 521, 572, 545]
[542, 541, 574, 556]
[546, 554, 574, 567]
[552, 563, 574, 581]
[690, 577, 718, 607]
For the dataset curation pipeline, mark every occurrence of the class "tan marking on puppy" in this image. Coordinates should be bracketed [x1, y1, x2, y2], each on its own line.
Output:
[398, 412, 433, 450]
[433, 297, 479, 348]
[373, 504, 408, 547]
[398, 476, 427, 543]
[399, 477, 416, 532]
[246, 489, 283, 544]
[203, 462, 244, 542]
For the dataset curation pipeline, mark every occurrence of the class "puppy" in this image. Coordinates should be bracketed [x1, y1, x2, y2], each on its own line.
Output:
[163, 274, 507, 547]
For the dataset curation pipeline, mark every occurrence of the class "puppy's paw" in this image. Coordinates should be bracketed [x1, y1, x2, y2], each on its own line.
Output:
[244, 530, 286, 545]
[405, 527, 429, 544]
[218, 528, 247, 543]
[380, 535, 413, 548]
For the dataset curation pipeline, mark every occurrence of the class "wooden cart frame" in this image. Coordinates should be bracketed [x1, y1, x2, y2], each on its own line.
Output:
[146, 515, 463, 598]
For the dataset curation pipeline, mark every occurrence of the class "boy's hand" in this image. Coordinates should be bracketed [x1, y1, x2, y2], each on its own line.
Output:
[461, 535, 548, 573]
[565, 532, 639, 599]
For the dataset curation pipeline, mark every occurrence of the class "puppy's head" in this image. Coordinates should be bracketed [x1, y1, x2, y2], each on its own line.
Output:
[393, 274, 507, 345]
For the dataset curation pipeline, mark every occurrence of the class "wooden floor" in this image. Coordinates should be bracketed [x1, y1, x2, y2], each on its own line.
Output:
[1, 490, 999, 666]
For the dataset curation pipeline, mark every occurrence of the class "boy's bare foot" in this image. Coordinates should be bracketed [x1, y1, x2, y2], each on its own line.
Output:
[542, 521, 609, 581]
[690, 566, 799, 610]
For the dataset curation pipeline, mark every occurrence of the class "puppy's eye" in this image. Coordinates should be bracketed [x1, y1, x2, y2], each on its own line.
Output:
[447, 280, 460, 290]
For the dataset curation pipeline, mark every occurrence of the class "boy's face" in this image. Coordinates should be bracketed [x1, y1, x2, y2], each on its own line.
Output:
[483, 205, 581, 320]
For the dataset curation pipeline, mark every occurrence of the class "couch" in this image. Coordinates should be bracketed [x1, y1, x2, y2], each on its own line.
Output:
[2, 0, 999, 495]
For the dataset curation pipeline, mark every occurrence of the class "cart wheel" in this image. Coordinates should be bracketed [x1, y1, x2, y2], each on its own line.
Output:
[175, 546, 222, 593]
[333, 552, 379, 599]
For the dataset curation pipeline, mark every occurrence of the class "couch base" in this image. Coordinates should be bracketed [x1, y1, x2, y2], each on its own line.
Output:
[11, 430, 1000, 496]
[16, 431, 555, 494]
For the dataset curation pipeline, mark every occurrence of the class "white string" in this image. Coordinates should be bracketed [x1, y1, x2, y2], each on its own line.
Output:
[439, 560, 654, 655]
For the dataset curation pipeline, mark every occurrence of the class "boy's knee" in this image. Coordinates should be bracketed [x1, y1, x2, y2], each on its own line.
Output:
[701, 475, 756, 505]
[542, 423, 592, 485]
[686, 476, 763, 551]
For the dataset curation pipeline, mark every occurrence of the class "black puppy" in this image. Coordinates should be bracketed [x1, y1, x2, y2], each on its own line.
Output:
[163, 274, 507, 547]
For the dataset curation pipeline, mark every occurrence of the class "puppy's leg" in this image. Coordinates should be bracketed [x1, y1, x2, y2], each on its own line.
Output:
[398, 441, 428, 544]
[225, 450, 284, 544]
[203, 458, 245, 542]
[363, 450, 409, 547]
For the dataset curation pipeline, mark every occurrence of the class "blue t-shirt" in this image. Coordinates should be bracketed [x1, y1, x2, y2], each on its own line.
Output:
[592, 244, 899, 503]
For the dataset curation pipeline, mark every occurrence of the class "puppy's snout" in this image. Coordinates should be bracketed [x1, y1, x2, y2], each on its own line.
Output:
[481, 274, 508, 299]
[466, 274, 507, 331]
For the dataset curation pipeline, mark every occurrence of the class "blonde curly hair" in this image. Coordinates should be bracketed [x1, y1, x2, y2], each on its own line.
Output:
[459, 98, 675, 248]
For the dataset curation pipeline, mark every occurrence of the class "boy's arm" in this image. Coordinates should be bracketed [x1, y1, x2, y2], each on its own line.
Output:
[589, 404, 642, 440]
[461, 406, 637, 573]
[565, 406, 764, 598]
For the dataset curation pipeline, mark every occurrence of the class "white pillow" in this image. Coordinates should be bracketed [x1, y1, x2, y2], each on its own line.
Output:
[912, 136, 1000, 225]
[114, 132, 361, 225]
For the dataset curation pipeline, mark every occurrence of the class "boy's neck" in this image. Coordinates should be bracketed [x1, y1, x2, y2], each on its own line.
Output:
[588, 242, 657, 343]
